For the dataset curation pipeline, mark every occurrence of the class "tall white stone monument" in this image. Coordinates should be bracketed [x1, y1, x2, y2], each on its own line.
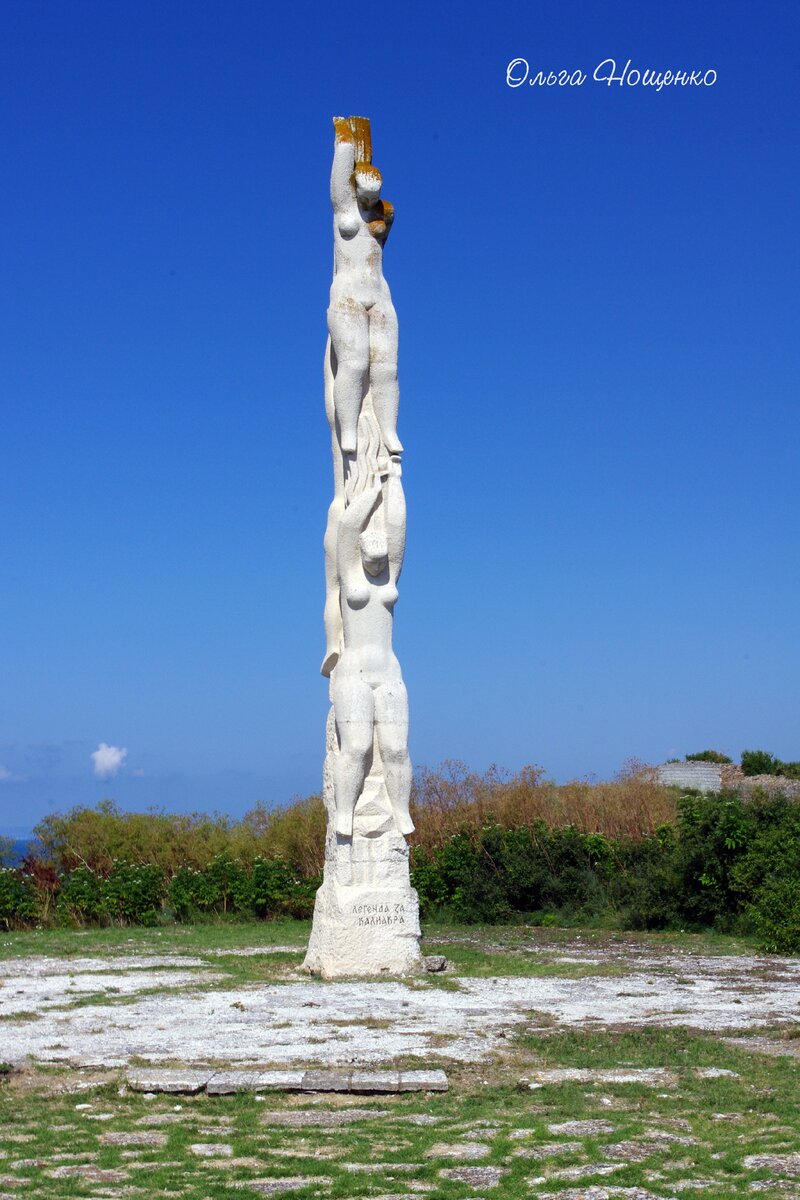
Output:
[303, 116, 422, 978]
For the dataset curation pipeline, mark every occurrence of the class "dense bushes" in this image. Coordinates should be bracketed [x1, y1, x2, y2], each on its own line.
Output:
[32, 797, 327, 877]
[1, 773, 799, 954]
[1, 854, 317, 929]
[741, 750, 800, 780]
[408, 790, 800, 952]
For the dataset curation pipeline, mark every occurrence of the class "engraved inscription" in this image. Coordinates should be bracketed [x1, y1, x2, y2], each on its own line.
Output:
[353, 901, 407, 927]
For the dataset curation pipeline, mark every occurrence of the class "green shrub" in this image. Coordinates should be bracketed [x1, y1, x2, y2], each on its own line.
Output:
[613, 826, 681, 930]
[168, 867, 220, 919]
[3, 783, 799, 953]
[670, 792, 753, 930]
[0, 869, 38, 928]
[105, 861, 164, 925]
[57, 866, 107, 924]
[741, 750, 780, 776]
[750, 877, 800, 953]
[251, 857, 294, 917]
[686, 750, 732, 764]
[205, 853, 251, 914]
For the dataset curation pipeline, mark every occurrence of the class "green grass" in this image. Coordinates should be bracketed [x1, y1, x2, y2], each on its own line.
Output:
[0, 923, 797, 1196]
[2, 1026, 800, 1199]
[0, 917, 311, 961]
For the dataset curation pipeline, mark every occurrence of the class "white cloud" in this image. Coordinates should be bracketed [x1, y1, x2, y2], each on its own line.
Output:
[91, 743, 128, 780]
[0, 766, 13, 782]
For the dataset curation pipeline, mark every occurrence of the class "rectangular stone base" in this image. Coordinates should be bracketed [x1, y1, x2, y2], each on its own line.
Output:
[302, 877, 421, 979]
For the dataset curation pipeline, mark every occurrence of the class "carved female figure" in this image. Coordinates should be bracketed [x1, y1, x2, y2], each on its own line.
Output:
[331, 457, 413, 838]
[328, 116, 402, 458]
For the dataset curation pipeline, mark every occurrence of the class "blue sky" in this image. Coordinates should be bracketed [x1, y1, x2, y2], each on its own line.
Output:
[1, 0, 798, 833]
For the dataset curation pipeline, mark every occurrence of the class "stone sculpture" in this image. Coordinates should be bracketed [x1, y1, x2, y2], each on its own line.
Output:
[303, 117, 422, 978]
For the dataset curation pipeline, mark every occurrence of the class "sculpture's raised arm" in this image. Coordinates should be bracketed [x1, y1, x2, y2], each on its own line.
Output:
[330, 117, 357, 219]
[384, 456, 406, 584]
[335, 476, 382, 580]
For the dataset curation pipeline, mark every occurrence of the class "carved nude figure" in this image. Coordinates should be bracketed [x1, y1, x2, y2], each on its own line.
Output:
[321, 336, 345, 677]
[328, 116, 402, 457]
[330, 456, 413, 838]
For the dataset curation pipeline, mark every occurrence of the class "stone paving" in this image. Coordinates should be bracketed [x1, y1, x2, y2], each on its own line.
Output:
[2, 935, 800, 1069]
[1, 930, 799, 1197]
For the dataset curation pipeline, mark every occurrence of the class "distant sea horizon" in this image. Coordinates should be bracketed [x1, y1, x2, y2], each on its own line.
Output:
[3, 837, 35, 865]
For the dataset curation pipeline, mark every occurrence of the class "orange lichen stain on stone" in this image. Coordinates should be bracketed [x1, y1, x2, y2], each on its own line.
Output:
[348, 115, 372, 164]
[354, 163, 382, 185]
[367, 202, 394, 245]
[332, 116, 354, 144]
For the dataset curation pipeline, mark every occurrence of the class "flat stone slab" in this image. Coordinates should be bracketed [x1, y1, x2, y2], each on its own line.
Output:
[127, 1069, 211, 1094]
[529, 1068, 677, 1087]
[127, 1066, 446, 1095]
[207, 1070, 305, 1094]
[229, 1179, 327, 1195]
[99, 1131, 168, 1147]
[548, 1119, 618, 1135]
[8, 938, 800, 1069]
[439, 1165, 507, 1187]
[301, 1068, 447, 1092]
[342, 1163, 423, 1173]
[516, 1140, 584, 1159]
[426, 1142, 491, 1160]
[533, 1190, 666, 1200]
[743, 1153, 800, 1177]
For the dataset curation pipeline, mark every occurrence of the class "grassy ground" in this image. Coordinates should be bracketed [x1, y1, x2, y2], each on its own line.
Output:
[0, 923, 798, 1198]
[0, 917, 762, 963]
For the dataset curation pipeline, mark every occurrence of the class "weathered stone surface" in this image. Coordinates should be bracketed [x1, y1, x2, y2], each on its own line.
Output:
[399, 1070, 448, 1092]
[99, 1131, 167, 1147]
[6, 944, 800, 1068]
[229, 1179, 328, 1195]
[439, 1166, 506, 1187]
[548, 1120, 618, 1135]
[301, 1069, 353, 1092]
[532, 1190, 666, 1200]
[285, 1067, 447, 1093]
[369, 1195, 426, 1200]
[258, 1071, 306, 1091]
[342, 1163, 423, 1173]
[744, 1153, 800, 1177]
[545, 1162, 627, 1180]
[424, 956, 448, 973]
[303, 118, 422, 980]
[127, 1069, 210, 1094]
[134, 1112, 185, 1126]
[189, 1143, 234, 1157]
[426, 1142, 491, 1161]
[532, 1068, 676, 1086]
[207, 1071, 264, 1094]
[515, 1141, 583, 1159]
[261, 1108, 389, 1128]
[349, 1070, 400, 1092]
[46, 1165, 129, 1182]
[600, 1141, 671, 1164]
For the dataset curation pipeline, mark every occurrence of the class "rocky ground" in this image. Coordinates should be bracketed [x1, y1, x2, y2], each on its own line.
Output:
[0, 924, 798, 1198]
[1, 930, 799, 1069]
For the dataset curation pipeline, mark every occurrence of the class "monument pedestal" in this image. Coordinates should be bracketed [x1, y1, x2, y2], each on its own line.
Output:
[303, 872, 421, 979]
[303, 711, 422, 979]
